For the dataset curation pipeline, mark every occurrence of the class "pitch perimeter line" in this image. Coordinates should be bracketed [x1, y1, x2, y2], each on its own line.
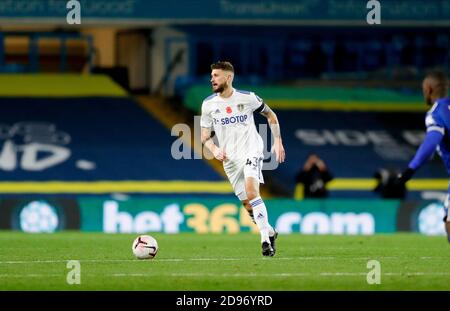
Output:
[2, 272, 450, 279]
[0, 256, 444, 265]
[112, 272, 450, 277]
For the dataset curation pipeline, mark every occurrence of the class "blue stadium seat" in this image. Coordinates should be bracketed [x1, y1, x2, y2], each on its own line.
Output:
[0, 97, 223, 182]
[362, 40, 384, 71]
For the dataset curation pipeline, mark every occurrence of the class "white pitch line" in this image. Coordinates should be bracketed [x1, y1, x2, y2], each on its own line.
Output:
[111, 272, 310, 277]
[1, 272, 450, 279]
[384, 272, 450, 276]
[0, 258, 322, 264]
[111, 272, 450, 278]
[0, 274, 61, 278]
[0, 256, 447, 265]
[0, 259, 137, 264]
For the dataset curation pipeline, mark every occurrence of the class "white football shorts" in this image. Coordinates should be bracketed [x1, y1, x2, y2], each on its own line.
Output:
[224, 155, 264, 201]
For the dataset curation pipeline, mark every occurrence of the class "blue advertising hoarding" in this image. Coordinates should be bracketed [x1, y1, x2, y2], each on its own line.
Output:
[0, 0, 448, 25]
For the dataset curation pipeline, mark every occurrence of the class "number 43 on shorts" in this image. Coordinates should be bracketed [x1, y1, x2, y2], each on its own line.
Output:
[246, 157, 261, 168]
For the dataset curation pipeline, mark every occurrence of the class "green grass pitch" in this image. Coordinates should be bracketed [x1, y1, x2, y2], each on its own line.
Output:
[0, 232, 449, 290]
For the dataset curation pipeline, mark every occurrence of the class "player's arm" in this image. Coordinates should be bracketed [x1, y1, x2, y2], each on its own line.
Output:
[259, 103, 286, 163]
[399, 130, 443, 183]
[200, 127, 215, 152]
[201, 127, 227, 162]
[200, 102, 227, 162]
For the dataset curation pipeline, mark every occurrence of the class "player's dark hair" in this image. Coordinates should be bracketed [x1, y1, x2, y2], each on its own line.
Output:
[211, 61, 234, 73]
[426, 69, 449, 95]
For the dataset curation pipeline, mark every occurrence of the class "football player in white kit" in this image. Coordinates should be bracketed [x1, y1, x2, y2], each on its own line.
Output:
[200, 61, 286, 256]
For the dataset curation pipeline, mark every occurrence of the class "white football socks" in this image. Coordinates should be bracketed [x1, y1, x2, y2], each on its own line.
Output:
[249, 197, 275, 243]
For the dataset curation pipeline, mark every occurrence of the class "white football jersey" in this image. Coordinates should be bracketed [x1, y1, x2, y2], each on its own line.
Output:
[200, 88, 265, 163]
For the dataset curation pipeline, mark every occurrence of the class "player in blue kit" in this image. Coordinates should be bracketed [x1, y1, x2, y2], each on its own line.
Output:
[397, 70, 450, 242]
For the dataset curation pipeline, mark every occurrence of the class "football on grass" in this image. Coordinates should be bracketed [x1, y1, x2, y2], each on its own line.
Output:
[132, 235, 158, 259]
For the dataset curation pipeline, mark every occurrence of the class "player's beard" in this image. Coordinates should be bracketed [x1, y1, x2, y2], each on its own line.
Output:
[213, 82, 228, 94]
[425, 97, 433, 106]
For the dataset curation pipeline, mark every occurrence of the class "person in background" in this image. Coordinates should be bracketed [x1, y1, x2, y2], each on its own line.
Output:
[295, 154, 333, 199]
